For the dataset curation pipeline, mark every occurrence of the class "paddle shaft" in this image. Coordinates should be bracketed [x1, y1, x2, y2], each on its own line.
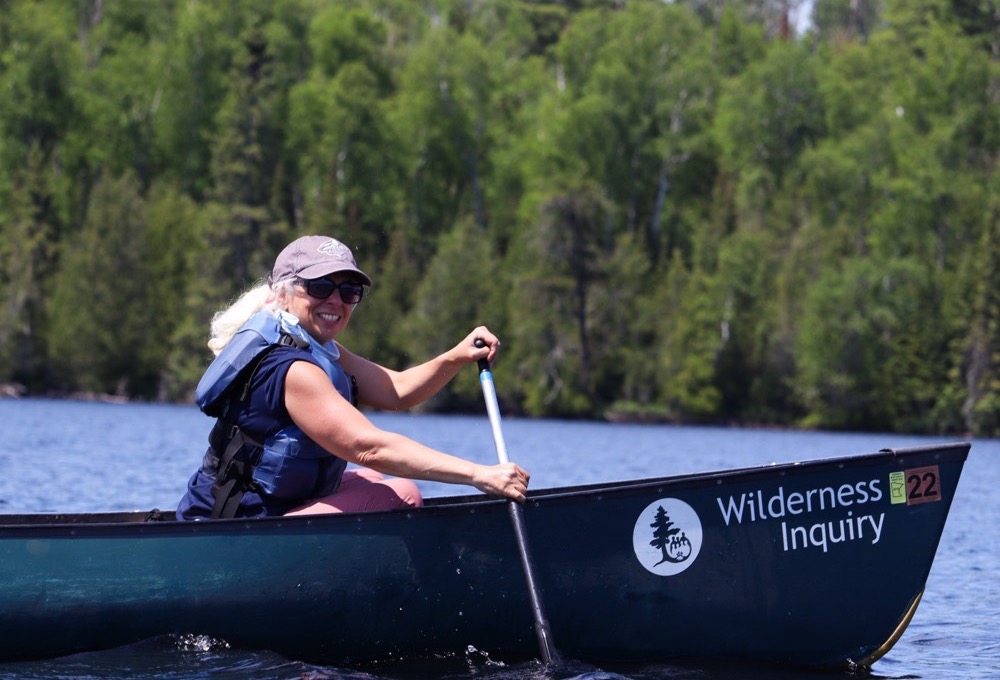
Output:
[475, 341, 558, 665]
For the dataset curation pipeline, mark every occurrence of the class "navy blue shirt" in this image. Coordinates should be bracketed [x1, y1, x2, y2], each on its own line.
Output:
[176, 345, 322, 520]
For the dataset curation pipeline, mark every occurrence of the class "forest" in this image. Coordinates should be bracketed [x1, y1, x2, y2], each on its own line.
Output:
[1, 0, 998, 435]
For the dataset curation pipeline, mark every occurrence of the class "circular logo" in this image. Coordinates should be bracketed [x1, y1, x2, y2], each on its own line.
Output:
[633, 498, 703, 576]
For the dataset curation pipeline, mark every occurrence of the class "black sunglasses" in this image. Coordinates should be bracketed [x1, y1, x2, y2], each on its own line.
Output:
[297, 277, 365, 304]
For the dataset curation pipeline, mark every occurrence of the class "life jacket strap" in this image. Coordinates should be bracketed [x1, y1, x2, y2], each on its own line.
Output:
[208, 423, 264, 519]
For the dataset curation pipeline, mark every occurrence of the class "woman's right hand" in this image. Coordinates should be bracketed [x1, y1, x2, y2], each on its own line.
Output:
[472, 462, 530, 503]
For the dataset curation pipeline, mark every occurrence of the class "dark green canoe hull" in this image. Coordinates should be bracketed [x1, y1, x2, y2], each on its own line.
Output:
[0, 442, 968, 669]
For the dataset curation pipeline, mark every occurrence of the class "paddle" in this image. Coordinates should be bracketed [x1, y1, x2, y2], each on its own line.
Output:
[474, 339, 559, 665]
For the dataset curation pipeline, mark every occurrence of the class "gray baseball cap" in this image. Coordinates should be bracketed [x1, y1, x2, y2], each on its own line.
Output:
[268, 235, 372, 286]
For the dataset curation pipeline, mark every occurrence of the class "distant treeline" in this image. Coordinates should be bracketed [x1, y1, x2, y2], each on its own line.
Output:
[1, 0, 998, 435]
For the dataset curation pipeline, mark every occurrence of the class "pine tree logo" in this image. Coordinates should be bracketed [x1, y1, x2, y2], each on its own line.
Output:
[633, 498, 702, 576]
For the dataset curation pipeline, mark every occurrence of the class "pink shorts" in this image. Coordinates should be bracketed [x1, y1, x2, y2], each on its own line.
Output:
[285, 468, 423, 516]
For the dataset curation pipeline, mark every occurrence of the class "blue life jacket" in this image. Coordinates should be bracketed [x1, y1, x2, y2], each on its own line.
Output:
[196, 311, 353, 517]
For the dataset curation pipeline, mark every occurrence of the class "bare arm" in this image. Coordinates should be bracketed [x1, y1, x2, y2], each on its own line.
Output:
[337, 326, 499, 411]
[284, 359, 528, 501]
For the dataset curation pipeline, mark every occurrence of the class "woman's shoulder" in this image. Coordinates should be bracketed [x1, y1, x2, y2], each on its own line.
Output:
[260, 343, 319, 369]
[246, 344, 322, 411]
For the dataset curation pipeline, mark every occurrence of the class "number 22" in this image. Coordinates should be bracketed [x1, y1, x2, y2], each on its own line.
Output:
[907, 469, 939, 502]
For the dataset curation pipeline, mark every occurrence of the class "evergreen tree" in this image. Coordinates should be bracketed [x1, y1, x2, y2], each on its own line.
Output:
[396, 217, 501, 409]
[507, 180, 611, 416]
[287, 3, 400, 262]
[205, 19, 286, 297]
[46, 174, 157, 396]
[150, 0, 234, 198]
[0, 149, 56, 388]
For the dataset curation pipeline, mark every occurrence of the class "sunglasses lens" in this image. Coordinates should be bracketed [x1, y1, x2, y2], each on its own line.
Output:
[305, 279, 337, 299]
[340, 284, 364, 304]
[302, 279, 364, 304]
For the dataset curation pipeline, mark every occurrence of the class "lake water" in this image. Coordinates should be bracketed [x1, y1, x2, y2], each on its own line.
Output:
[0, 398, 996, 680]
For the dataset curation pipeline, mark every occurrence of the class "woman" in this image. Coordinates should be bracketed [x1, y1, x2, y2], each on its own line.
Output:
[176, 235, 529, 520]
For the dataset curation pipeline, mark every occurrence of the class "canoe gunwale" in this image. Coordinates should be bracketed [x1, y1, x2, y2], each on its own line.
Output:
[514, 439, 971, 504]
[0, 442, 971, 539]
[0, 441, 971, 535]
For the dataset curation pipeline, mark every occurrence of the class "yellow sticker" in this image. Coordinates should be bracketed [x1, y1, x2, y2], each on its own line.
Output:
[889, 471, 907, 504]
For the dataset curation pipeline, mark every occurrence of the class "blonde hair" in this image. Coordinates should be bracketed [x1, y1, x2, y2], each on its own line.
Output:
[207, 279, 295, 355]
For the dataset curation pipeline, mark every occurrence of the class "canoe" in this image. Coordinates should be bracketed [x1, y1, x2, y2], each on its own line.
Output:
[0, 441, 968, 670]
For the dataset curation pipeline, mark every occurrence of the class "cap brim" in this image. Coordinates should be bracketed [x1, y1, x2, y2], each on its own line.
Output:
[296, 263, 372, 286]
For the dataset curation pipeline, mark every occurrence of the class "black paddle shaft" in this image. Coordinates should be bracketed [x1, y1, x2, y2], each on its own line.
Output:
[474, 339, 559, 664]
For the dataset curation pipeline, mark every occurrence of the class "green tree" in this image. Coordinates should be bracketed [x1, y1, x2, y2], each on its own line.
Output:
[794, 256, 937, 430]
[0, 1, 81, 167]
[150, 0, 236, 198]
[655, 255, 724, 421]
[286, 4, 400, 261]
[0, 148, 56, 387]
[715, 40, 825, 219]
[389, 25, 498, 262]
[72, 0, 177, 186]
[813, 0, 882, 41]
[0, 2, 80, 387]
[581, 2, 713, 247]
[507, 180, 611, 416]
[937, 195, 1000, 435]
[205, 18, 287, 297]
[588, 232, 655, 417]
[45, 174, 158, 396]
[146, 185, 207, 400]
[396, 217, 500, 409]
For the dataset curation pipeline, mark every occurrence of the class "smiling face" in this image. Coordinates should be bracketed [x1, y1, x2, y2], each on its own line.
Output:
[283, 274, 359, 344]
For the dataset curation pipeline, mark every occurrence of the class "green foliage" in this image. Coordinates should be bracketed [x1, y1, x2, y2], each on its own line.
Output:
[46, 174, 158, 396]
[0, 0, 997, 436]
[149, 1, 238, 198]
[147, 185, 210, 400]
[813, 0, 881, 41]
[715, 41, 825, 188]
[715, 4, 768, 77]
[656, 256, 723, 420]
[506, 179, 612, 417]
[0, 148, 57, 387]
[0, 2, 80, 160]
[398, 217, 501, 409]
[794, 256, 941, 430]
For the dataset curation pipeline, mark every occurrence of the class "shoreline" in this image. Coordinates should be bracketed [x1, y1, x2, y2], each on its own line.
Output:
[1, 387, 974, 439]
